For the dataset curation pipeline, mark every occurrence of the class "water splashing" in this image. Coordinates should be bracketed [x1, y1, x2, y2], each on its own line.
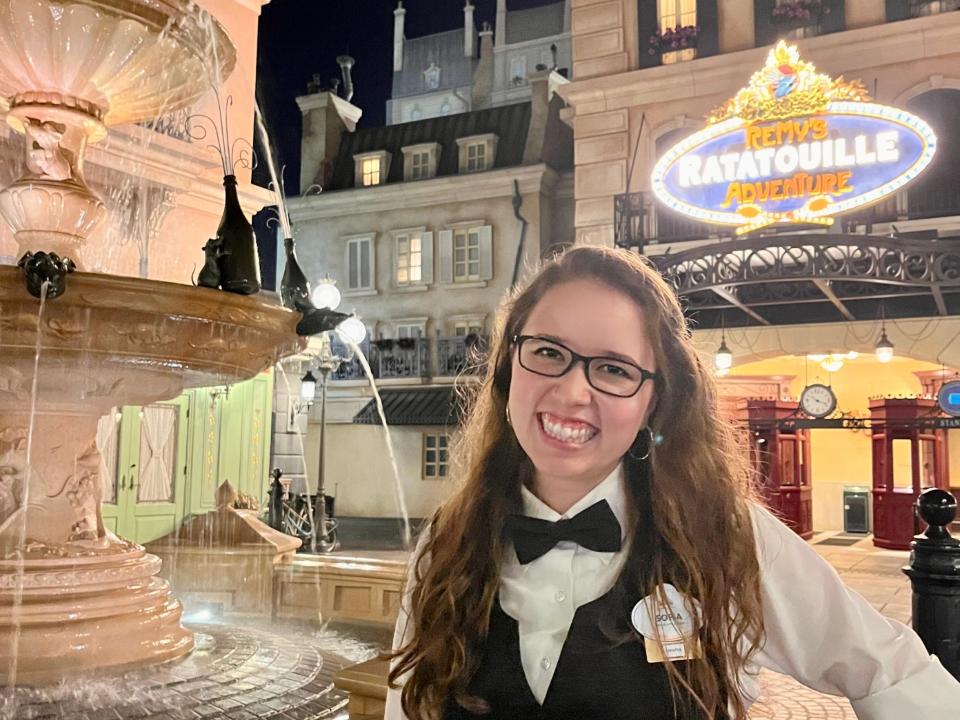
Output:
[343, 338, 412, 549]
[6, 280, 49, 699]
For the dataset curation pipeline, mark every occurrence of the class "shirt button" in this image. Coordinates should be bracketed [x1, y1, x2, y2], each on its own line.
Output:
[540, 657, 551, 670]
[554, 590, 566, 603]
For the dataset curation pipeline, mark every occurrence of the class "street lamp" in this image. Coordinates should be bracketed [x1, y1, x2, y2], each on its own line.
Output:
[299, 322, 367, 553]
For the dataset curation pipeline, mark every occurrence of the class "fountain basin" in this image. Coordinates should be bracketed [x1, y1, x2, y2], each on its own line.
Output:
[0, 265, 304, 683]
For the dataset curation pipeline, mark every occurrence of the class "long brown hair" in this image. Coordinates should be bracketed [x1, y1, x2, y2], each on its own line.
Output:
[388, 245, 763, 718]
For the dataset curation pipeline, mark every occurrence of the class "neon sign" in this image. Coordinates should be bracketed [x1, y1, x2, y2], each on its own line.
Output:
[651, 43, 937, 234]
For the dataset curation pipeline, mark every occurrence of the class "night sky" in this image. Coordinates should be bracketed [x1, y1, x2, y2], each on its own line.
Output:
[253, 0, 557, 195]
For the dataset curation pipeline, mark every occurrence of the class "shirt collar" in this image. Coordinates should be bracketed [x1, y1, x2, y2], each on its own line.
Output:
[518, 463, 629, 566]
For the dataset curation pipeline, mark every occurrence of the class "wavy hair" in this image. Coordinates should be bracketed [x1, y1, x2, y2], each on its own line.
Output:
[388, 245, 763, 719]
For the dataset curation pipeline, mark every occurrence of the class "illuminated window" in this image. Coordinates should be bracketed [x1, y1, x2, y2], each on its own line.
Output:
[658, 0, 697, 65]
[362, 157, 381, 186]
[396, 233, 423, 285]
[423, 433, 449, 479]
[353, 151, 391, 188]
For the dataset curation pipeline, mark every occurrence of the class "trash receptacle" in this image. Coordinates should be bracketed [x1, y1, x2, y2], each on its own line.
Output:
[843, 486, 870, 534]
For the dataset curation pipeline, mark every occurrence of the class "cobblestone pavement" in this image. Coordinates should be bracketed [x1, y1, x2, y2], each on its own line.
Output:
[749, 533, 912, 720]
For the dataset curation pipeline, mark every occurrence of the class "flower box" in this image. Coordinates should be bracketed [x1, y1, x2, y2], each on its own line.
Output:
[648, 25, 699, 55]
[771, 0, 827, 28]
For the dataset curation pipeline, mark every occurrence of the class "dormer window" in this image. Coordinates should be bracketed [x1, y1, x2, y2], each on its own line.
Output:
[353, 150, 392, 188]
[424, 62, 441, 90]
[456, 134, 498, 174]
[401, 142, 441, 181]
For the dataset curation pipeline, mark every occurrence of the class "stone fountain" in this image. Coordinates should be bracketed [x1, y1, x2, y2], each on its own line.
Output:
[0, 0, 303, 684]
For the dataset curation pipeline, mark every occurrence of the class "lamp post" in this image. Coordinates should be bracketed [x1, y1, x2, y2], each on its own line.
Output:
[298, 280, 367, 553]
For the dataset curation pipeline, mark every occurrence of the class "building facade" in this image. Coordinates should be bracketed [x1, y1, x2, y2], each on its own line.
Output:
[276, 70, 574, 530]
[558, 0, 960, 538]
[387, 0, 573, 125]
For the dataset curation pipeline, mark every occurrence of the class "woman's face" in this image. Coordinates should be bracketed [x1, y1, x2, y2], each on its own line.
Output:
[507, 278, 658, 492]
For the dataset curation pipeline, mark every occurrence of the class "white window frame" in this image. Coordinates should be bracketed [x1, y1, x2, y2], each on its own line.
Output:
[509, 55, 528, 86]
[343, 233, 376, 293]
[456, 134, 498, 174]
[401, 142, 441, 181]
[392, 227, 433, 288]
[353, 150, 391, 188]
[438, 222, 493, 286]
[449, 314, 486, 337]
[393, 317, 428, 339]
[422, 432, 449, 479]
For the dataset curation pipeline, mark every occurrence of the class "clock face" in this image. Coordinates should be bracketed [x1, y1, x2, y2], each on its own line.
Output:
[800, 384, 836, 418]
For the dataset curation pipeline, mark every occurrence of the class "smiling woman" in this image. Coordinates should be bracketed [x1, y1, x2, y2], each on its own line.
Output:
[382, 245, 960, 720]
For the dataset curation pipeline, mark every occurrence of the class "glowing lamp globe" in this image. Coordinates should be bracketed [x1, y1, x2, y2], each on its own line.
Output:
[337, 317, 367, 345]
[715, 339, 733, 371]
[875, 331, 894, 363]
[312, 282, 341, 310]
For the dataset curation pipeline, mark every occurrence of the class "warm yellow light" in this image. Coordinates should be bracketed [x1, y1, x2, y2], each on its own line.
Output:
[821, 354, 845, 373]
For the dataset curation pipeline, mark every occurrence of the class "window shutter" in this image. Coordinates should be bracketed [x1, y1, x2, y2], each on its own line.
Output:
[477, 225, 493, 281]
[885, 0, 911, 21]
[696, 0, 719, 58]
[346, 240, 357, 290]
[821, 0, 845, 35]
[421, 231, 434, 285]
[439, 230, 454, 284]
[638, 0, 660, 69]
[366, 236, 376, 290]
[754, 0, 777, 48]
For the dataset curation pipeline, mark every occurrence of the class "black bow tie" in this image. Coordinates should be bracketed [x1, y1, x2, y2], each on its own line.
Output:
[505, 499, 622, 565]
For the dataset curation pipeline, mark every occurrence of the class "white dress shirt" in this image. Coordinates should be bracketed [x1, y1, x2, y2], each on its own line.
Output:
[385, 465, 960, 719]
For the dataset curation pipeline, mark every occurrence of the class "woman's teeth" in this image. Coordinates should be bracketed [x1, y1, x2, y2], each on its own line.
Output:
[540, 413, 598, 445]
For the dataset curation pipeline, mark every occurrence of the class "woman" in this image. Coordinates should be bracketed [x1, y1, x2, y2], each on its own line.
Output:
[385, 246, 960, 719]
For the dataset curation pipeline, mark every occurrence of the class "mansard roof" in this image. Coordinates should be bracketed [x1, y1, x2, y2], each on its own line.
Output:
[391, 29, 477, 100]
[506, 3, 565, 44]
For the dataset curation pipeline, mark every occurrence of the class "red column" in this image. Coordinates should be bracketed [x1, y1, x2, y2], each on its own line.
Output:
[869, 397, 947, 550]
[739, 399, 812, 539]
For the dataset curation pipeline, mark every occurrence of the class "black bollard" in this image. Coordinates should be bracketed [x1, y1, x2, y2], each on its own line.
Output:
[268, 468, 285, 532]
[902, 487, 960, 681]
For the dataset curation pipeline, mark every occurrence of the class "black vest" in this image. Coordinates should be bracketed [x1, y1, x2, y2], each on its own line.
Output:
[443, 578, 711, 720]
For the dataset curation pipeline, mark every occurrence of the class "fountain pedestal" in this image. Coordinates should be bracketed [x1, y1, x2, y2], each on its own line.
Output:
[0, 267, 303, 683]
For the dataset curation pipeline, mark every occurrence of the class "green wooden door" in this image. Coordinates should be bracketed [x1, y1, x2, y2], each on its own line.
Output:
[124, 396, 189, 543]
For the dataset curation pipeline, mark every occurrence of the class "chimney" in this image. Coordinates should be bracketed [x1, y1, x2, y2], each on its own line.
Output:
[393, 2, 405, 72]
[523, 69, 568, 165]
[464, 1, 475, 58]
[337, 54, 355, 102]
[296, 86, 362, 194]
[495, 0, 506, 48]
[472, 23, 494, 109]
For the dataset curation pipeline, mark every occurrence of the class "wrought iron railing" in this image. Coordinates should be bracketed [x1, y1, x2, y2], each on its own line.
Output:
[436, 335, 488, 377]
[329, 335, 489, 381]
[614, 191, 720, 249]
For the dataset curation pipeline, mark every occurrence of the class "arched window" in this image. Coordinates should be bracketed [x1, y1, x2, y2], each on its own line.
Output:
[906, 89, 960, 219]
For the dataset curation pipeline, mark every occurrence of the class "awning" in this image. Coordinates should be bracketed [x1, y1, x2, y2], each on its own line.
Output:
[353, 387, 459, 426]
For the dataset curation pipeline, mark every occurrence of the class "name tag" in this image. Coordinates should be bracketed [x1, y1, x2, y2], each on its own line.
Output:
[630, 584, 702, 663]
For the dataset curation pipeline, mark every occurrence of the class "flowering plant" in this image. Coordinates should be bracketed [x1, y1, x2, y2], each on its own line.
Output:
[648, 25, 699, 55]
[771, 0, 827, 25]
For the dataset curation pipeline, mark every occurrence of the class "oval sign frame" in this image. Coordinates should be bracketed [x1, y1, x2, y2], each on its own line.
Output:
[651, 101, 937, 230]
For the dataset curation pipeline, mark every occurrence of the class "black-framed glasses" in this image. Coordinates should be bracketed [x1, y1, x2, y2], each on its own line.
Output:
[511, 335, 657, 398]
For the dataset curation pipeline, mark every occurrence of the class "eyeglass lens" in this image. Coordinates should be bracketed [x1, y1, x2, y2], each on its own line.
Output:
[518, 337, 644, 397]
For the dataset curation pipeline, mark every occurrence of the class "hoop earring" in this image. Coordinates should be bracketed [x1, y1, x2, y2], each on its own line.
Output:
[505, 406, 512, 425]
[628, 427, 661, 461]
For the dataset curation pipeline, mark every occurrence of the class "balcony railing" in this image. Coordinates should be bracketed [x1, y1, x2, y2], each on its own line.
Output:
[330, 335, 489, 381]
[614, 191, 722, 249]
